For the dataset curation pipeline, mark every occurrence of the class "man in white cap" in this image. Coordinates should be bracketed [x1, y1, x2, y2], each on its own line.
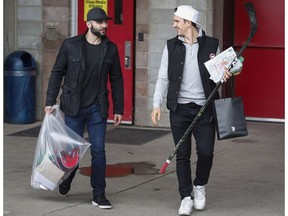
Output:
[151, 5, 232, 215]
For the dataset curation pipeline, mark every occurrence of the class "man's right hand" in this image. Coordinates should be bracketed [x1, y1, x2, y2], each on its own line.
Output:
[44, 106, 55, 114]
[151, 107, 161, 126]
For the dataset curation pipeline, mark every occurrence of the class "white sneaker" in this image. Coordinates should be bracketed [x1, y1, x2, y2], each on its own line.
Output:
[178, 196, 193, 215]
[193, 185, 206, 210]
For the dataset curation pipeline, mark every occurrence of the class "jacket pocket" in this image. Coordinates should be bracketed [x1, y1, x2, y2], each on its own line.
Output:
[104, 59, 113, 64]
[60, 85, 78, 112]
[67, 57, 81, 80]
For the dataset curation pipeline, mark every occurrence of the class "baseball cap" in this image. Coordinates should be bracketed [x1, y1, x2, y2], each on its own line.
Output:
[174, 5, 203, 27]
[87, 7, 112, 21]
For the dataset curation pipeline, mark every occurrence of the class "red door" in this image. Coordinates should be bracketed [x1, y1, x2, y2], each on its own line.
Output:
[234, 0, 284, 120]
[77, 0, 134, 124]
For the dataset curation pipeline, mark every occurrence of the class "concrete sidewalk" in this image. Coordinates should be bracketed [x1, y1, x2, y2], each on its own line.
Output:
[4, 121, 284, 216]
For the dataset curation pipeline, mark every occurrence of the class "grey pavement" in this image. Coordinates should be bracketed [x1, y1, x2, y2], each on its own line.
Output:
[4, 121, 284, 216]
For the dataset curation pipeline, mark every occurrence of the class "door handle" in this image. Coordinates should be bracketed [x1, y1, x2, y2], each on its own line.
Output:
[125, 41, 131, 69]
[125, 56, 130, 68]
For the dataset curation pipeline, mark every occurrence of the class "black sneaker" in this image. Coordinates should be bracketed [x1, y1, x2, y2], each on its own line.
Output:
[58, 183, 70, 197]
[92, 194, 112, 209]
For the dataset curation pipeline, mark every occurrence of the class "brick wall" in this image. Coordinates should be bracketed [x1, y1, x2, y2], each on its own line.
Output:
[134, 0, 150, 126]
[41, 0, 70, 117]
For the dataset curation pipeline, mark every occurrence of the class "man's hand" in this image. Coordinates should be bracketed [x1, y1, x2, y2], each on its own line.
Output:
[223, 56, 244, 82]
[113, 114, 122, 126]
[151, 107, 161, 126]
[223, 70, 233, 82]
[44, 106, 55, 114]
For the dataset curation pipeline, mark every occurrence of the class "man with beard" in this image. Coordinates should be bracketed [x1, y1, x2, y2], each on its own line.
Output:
[45, 7, 124, 209]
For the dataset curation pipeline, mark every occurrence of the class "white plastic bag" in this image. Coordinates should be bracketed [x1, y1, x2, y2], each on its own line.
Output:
[31, 105, 91, 191]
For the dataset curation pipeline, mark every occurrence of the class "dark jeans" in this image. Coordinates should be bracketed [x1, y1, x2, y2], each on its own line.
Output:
[170, 103, 215, 199]
[62, 103, 107, 197]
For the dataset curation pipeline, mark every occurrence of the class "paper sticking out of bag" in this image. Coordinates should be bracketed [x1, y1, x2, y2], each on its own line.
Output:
[31, 104, 91, 191]
[33, 155, 65, 190]
[204, 46, 243, 83]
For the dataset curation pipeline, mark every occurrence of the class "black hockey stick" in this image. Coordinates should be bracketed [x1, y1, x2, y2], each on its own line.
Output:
[159, 2, 257, 174]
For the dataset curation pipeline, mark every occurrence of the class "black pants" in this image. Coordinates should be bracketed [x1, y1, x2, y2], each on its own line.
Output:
[170, 103, 215, 199]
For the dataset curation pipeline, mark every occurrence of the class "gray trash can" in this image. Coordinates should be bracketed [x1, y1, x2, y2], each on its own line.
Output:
[4, 50, 36, 124]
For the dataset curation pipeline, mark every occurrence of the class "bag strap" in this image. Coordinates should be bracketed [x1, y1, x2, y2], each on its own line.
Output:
[222, 76, 235, 98]
[230, 76, 235, 98]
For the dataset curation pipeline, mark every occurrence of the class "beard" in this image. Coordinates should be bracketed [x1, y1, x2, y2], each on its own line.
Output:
[91, 26, 107, 37]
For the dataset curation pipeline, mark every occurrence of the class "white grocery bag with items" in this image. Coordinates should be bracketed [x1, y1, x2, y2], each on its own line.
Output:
[31, 105, 91, 191]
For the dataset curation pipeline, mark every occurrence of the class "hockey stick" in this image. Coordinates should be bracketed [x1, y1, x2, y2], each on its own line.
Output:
[159, 2, 257, 174]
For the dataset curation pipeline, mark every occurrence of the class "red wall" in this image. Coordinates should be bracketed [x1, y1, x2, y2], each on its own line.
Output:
[234, 0, 284, 119]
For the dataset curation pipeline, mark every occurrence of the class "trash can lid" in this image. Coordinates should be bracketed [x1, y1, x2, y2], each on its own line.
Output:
[4, 50, 36, 71]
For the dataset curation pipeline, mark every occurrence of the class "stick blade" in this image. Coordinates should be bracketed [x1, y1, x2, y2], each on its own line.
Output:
[237, 2, 258, 56]
[245, 2, 257, 34]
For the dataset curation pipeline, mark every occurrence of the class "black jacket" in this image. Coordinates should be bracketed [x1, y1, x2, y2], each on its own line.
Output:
[166, 31, 219, 112]
[46, 33, 124, 118]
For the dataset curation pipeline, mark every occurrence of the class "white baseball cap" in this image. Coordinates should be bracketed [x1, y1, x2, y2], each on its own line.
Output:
[174, 5, 203, 27]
